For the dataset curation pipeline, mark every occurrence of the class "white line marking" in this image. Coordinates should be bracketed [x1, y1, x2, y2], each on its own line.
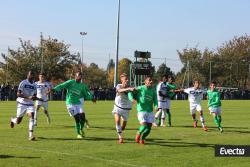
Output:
[2, 144, 147, 167]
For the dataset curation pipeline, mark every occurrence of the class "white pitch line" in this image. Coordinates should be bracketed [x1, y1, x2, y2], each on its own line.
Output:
[2, 144, 148, 167]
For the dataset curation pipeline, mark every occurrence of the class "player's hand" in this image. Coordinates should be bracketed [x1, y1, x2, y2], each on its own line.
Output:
[132, 100, 137, 105]
[128, 87, 136, 92]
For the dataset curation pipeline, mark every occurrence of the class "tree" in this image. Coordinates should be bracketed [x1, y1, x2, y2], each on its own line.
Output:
[155, 63, 174, 80]
[0, 35, 80, 84]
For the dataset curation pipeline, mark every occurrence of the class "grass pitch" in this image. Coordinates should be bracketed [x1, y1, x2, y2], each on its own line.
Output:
[0, 100, 249, 167]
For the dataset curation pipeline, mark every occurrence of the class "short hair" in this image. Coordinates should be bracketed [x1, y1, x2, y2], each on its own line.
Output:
[120, 73, 127, 78]
[39, 72, 45, 76]
[193, 79, 200, 84]
[168, 75, 175, 81]
[210, 81, 217, 85]
[145, 75, 152, 80]
[75, 70, 82, 75]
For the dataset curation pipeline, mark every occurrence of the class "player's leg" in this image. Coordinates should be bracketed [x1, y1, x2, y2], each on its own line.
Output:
[34, 104, 41, 126]
[67, 105, 82, 138]
[140, 112, 154, 144]
[197, 106, 208, 131]
[43, 102, 51, 124]
[190, 104, 197, 128]
[216, 107, 223, 132]
[136, 112, 148, 143]
[77, 105, 86, 137]
[166, 99, 171, 127]
[114, 113, 123, 143]
[154, 109, 162, 127]
[10, 104, 25, 128]
[160, 109, 166, 127]
[27, 106, 36, 140]
[210, 107, 222, 132]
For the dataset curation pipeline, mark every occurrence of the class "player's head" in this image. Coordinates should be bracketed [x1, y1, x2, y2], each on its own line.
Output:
[161, 74, 168, 82]
[167, 75, 175, 83]
[39, 72, 45, 82]
[144, 76, 153, 87]
[210, 81, 216, 91]
[193, 80, 200, 89]
[120, 73, 129, 86]
[75, 70, 82, 82]
[27, 70, 34, 81]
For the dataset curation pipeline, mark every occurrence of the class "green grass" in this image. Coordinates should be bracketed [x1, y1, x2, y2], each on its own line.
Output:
[0, 100, 249, 167]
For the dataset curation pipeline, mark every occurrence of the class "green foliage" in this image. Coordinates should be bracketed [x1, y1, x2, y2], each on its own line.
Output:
[177, 34, 250, 89]
[0, 35, 80, 84]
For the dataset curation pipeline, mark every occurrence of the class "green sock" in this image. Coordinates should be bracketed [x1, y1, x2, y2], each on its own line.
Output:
[213, 116, 221, 128]
[217, 115, 222, 124]
[80, 120, 85, 131]
[75, 122, 81, 135]
[141, 125, 151, 140]
[166, 111, 171, 124]
[138, 125, 147, 135]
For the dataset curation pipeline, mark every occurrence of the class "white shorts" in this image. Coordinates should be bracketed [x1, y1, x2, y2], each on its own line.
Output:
[158, 101, 168, 109]
[16, 103, 35, 118]
[137, 112, 154, 124]
[165, 99, 171, 109]
[36, 100, 48, 111]
[112, 105, 130, 121]
[66, 104, 84, 116]
[209, 106, 222, 115]
[190, 103, 202, 114]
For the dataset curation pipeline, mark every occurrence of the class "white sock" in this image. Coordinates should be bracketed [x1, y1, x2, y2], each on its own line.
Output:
[116, 124, 122, 139]
[11, 117, 17, 124]
[29, 118, 34, 137]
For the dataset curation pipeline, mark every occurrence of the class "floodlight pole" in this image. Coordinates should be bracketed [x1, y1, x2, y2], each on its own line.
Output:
[40, 32, 44, 73]
[114, 0, 121, 87]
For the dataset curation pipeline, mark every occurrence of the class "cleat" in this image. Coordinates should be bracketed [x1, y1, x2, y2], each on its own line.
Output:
[139, 140, 145, 145]
[160, 124, 166, 127]
[77, 134, 83, 139]
[168, 123, 172, 127]
[10, 121, 14, 128]
[135, 134, 141, 143]
[29, 136, 36, 141]
[193, 121, 198, 128]
[203, 126, 208, 131]
[81, 130, 85, 137]
[118, 138, 124, 144]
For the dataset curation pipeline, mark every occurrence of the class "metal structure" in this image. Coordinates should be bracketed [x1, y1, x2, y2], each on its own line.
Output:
[129, 51, 154, 86]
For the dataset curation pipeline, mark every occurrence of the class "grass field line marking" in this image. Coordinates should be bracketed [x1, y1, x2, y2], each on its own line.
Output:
[2, 144, 146, 167]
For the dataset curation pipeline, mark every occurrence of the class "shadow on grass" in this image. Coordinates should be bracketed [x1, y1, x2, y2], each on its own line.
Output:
[38, 137, 80, 141]
[146, 139, 215, 148]
[0, 155, 40, 159]
[173, 125, 249, 130]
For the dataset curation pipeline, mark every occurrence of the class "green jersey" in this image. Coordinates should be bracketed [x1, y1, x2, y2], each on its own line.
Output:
[207, 89, 221, 107]
[53, 80, 93, 105]
[128, 85, 158, 113]
[166, 82, 176, 98]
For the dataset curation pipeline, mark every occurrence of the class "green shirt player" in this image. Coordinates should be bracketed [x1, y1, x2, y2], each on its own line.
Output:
[163, 75, 177, 127]
[53, 71, 95, 139]
[207, 81, 223, 133]
[128, 76, 158, 144]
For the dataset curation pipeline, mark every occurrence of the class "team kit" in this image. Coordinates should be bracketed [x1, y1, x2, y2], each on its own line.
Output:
[9, 71, 223, 144]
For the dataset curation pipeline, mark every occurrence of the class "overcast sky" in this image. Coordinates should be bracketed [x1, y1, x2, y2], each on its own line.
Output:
[1, 0, 250, 73]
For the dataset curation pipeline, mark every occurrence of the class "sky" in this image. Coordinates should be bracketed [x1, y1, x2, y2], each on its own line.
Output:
[0, 0, 250, 73]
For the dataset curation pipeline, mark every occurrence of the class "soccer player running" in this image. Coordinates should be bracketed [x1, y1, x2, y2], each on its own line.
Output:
[10, 71, 43, 141]
[112, 73, 135, 144]
[34, 72, 52, 126]
[207, 81, 223, 133]
[182, 80, 208, 131]
[53, 71, 95, 139]
[128, 76, 158, 144]
[154, 75, 169, 127]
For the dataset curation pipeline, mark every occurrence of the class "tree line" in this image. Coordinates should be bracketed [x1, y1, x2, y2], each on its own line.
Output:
[0, 34, 249, 89]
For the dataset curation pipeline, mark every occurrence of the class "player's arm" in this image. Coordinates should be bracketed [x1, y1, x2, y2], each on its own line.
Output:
[53, 80, 72, 92]
[117, 87, 135, 93]
[128, 88, 137, 104]
[153, 90, 158, 110]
